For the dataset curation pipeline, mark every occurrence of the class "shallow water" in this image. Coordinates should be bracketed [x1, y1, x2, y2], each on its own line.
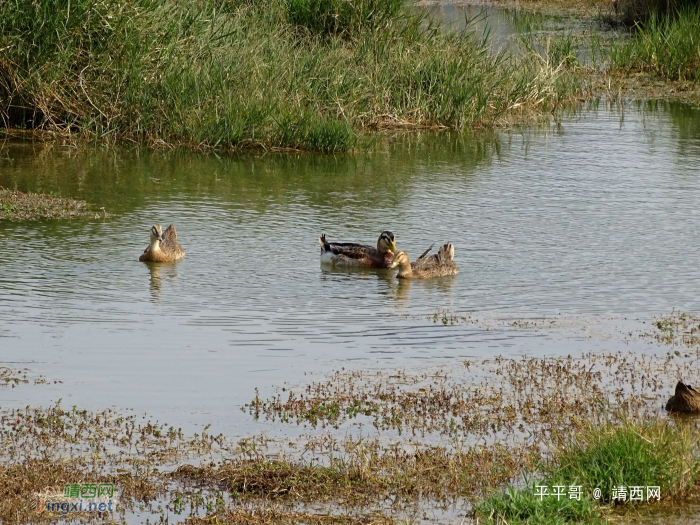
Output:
[1, 101, 700, 434]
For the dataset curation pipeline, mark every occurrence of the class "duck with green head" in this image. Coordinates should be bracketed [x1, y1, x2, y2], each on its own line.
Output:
[319, 231, 396, 268]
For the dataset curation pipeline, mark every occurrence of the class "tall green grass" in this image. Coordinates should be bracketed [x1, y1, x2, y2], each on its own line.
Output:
[474, 479, 602, 525]
[553, 417, 700, 502]
[612, 0, 699, 26]
[0, 0, 582, 152]
[609, 7, 700, 81]
[286, 0, 404, 38]
[475, 417, 700, 524]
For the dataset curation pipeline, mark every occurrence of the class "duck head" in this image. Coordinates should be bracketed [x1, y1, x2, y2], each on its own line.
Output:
[388, 250, 410, 270]
[377, 231, 397, 254]
[149, 224, 165, 246]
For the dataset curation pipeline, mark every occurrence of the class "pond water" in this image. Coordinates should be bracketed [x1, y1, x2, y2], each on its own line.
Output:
[1, 101, 700, 434]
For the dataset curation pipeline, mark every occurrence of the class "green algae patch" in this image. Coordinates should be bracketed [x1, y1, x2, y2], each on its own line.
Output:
[0, 188, 100, 220]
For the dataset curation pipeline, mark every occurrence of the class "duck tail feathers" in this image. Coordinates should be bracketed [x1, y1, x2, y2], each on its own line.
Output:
[438, 243, 454, 261]
[319, 234, 331, 252]
[417, 244, 434, 260]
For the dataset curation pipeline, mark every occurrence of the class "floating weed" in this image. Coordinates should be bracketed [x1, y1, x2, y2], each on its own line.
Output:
[0, 367, 61, 387]
[171, 437, 538, 505]
[0, 401, 226, 523]
[243, 349, 696, 441]
[646, 312, 700, 347]
[0, 188, 102, 221]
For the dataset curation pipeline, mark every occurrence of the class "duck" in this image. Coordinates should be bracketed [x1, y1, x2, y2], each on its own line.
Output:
[389, 243, 458, 279]
[139, 224, 185, 263]
[319, 231, 396, 268]
[665, 381, 700, 414]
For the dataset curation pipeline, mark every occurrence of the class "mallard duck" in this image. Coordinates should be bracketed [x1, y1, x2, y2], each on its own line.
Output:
[666, 381, 700, 414]
[319, 231, 396, 268]
[389, 243, 458, 279]
[139, 224, 185, 263]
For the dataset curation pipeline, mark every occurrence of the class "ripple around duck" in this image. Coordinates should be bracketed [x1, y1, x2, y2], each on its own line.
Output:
[0, 102, 699, 429]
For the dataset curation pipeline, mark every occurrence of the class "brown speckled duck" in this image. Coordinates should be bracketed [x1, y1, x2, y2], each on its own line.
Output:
[666, 381, 700, 414]
[319, 231, 396, 268]
[390, 243, 458, 279]
[139, 224, 185, 263]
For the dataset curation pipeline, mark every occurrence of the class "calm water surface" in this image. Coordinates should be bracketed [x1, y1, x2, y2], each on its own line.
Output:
[1, 101, 700, 433]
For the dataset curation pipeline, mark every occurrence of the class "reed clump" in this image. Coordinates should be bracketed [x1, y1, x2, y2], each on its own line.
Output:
[608, 7, 700, 81]
[474, 479, 602, 525]
[0, 0, 582, 152]
[612, 0, 699, 26]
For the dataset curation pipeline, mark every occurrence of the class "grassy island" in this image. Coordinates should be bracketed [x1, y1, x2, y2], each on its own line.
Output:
[0, 0, 586, 152]
[0, 187, 98, 220]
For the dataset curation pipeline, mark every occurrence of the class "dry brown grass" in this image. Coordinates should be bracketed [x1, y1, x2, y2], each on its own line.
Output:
[184, 508, 394, 525]
[171, 441, 536, 505]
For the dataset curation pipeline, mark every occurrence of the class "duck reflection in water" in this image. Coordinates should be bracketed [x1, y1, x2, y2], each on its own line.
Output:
[146, 262, 179, 303]
[387, 271, 457, 310]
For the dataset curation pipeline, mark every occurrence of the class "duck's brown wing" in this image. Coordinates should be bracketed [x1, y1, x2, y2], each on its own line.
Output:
[327, 243, 376, 259]
[139, 246, 151, 262]
[413, 243, 458, 275]
[412, 245, 439, 270]
[416, 244, 434, 261]
[160, 224, 185, 259]
[162, 224, 178, 243]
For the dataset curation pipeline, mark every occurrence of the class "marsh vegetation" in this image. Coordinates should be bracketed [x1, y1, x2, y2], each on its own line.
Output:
[0, 0, 589, 152]
[4, 340, 700, 524]
[0, 187, 99, 220]
[1, 0, 698, 152]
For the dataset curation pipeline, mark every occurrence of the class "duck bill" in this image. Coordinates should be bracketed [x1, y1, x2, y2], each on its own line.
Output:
[388, 261, 398, 269]
[389, 241, 397, 253]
